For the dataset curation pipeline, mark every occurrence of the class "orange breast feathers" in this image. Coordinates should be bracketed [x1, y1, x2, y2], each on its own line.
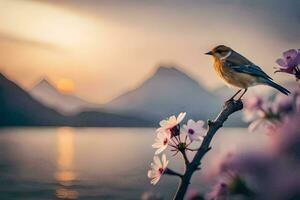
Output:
[213, 59, 259, 89]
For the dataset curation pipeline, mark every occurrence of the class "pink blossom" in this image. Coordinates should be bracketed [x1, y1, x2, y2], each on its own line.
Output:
[182, 119, 206, 142]
[244, 95, 264, 110]
[272, 93, 295, 115]
[243, 95, 265, 122]
[275, 49, 300, 74]
[147, 154, 169, 185]
[157, 112, 186, 137]
[152, 131, 171, 155]
[271, 110, 300, 161]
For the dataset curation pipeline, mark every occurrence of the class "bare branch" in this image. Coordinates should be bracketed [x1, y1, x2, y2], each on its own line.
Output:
[173, 100, 243, 200]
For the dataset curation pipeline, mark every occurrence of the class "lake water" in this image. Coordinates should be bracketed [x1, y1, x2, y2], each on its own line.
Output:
[0, 128, 268, 200]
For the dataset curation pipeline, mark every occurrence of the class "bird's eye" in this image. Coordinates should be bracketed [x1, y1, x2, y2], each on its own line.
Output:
[216, 50, 222, 54]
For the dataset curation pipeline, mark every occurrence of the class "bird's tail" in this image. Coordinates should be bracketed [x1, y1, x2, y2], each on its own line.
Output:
[264, 79, 290, 95]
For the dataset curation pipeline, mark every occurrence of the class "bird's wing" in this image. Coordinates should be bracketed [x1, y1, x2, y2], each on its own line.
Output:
[226, 51, 273, 80]
[229, 63, 273, 80]
[226, 50, 253, 65]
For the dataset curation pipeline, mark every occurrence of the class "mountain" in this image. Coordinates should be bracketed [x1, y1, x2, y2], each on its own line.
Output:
[0, 67, 246, 127]
[0, 73, 151, 127]
[30, 79, 99, 115]
[0, 73, 67, 126]
[105, 66, 231, 124]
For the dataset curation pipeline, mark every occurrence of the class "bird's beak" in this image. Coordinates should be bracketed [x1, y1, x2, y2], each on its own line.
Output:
[205, 51, 213, 55]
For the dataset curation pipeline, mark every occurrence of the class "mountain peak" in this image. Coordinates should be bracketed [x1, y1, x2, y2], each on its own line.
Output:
[156, 65, 183, 73]
[33, 77, 56, 90]
[0, 72, 6, 80]
[150, 65, 200, 86]
[38, 77, 52, 85]
[107, 64, 223, 121]
[154, 65, 192, 79]
[30, 77, 99, 114]
[156, 65, 178, 71]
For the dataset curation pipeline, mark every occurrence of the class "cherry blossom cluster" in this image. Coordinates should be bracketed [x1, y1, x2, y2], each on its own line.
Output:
[243, 90, 299, 133]
[275, 49, 300, 81]
[205, 107, 300, 200]
[147, 112, 207, 185]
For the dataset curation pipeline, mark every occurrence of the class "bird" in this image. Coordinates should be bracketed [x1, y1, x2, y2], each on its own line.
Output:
[205, 45, 290, 103]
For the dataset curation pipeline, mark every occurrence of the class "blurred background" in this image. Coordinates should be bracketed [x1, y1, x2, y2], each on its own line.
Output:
[0, 0, 299, 199]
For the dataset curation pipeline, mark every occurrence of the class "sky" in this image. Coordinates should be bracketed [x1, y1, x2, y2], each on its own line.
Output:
[0, 0, 299, 103]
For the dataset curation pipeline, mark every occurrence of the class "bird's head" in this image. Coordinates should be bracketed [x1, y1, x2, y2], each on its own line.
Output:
[205, 45, 232, 60]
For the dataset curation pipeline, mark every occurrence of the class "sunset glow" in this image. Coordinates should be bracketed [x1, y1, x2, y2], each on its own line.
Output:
[56, 127, 76, 182]
[56, 78, 75, 94]
[0, 0, 98, 49]
[0, 0, 298, 103]
[55, 128, 78, 199]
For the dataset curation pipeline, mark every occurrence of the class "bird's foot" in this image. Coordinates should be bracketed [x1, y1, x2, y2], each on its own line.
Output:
[224, 98, 244, 109]
[224, 98, 235, 107]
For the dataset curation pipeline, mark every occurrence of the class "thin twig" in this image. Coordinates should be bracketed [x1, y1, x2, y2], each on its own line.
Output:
[186, 147, 199, 151]
[171, 138, 177, 145]
[180, 150, 190, 167]
[169, 144, 178, 149]
[175, 135, 181, 143]
[172, 150, 179, 157]
[164, 168, 183, 178]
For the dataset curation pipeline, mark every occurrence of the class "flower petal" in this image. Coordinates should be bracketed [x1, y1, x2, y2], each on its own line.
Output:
[187, 119, 195, 127]
[276, 58, 287, 68]
[151, 177, 160, 185]
[283, 49, 298, 60]
[147, 170, 153, 178]
[153, 156, 162, 167]
[177, 112, 186, 123]
[196, 120, 205, 127]
[152, 142, 162, 148]
[162, 154, 168, 167]
[154, 146, 167, 155]
[168, 116, 177, 124]
[159, 120, 168, 127]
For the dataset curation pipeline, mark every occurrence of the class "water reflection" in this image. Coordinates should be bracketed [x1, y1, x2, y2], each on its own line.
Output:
[0, 128, 263, 199]
[55, 127, 79, 199]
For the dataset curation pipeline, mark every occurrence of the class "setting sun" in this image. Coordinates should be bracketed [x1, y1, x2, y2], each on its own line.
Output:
[56, 78, 75, 94]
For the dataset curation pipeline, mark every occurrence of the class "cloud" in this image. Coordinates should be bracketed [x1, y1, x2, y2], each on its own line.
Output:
[0, 32, 60, 50]
[53, 0, 299, 42]
[215, 0, 300, 42]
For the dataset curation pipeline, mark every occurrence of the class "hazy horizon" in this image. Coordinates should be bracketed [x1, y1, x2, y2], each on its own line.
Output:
[0, 0, 299, 103]
[1, 2, 300, 199]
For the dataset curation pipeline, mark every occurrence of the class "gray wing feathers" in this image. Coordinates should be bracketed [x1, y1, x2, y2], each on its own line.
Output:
[226, 51, 273, 80]
[230, 64, 273, 80]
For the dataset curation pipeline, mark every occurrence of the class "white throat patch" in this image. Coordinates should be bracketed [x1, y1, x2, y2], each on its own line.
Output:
[220, 51, 232, 60]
